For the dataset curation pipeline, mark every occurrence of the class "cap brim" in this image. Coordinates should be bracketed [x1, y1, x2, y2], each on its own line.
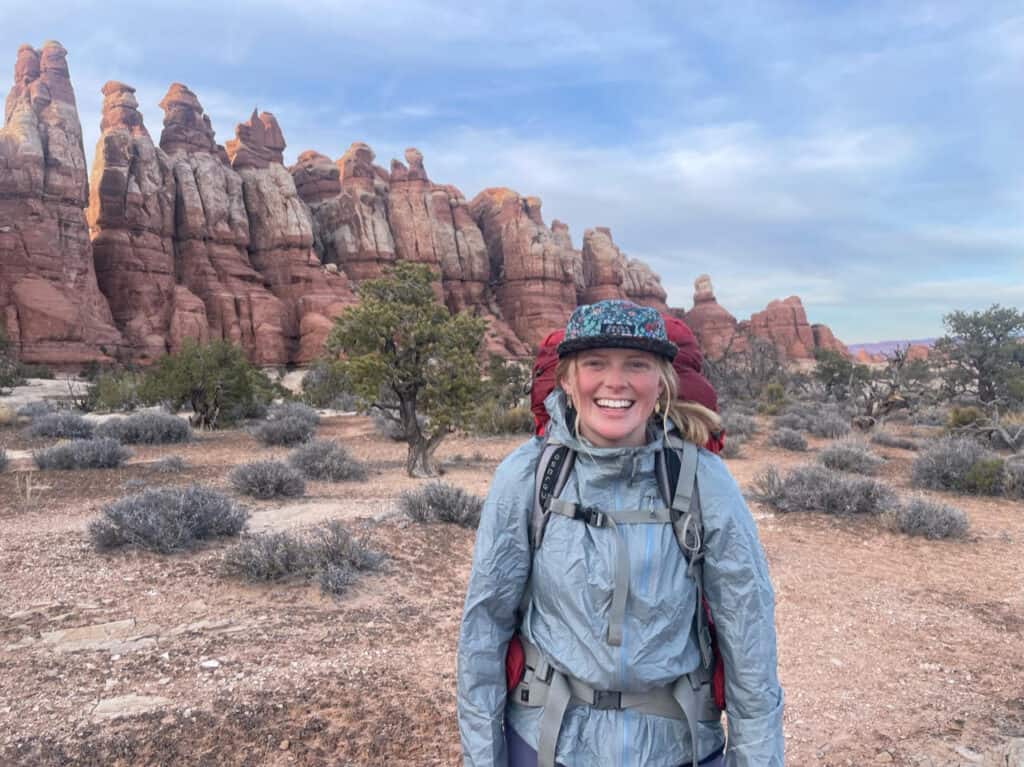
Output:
[557, 335, 678, 360]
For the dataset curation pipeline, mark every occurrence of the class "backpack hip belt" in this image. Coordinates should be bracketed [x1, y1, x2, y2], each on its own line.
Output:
[511, 635, 718, 767]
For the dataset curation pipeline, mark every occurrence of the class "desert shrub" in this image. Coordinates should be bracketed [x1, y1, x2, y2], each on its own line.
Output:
[756, 382, 787, 415]
[470, 403, 534, 436]
[962, 458, 1006, 496]
[808, 412, 851, 439]
[750, 465, 896, 516]
[138, 339, 282, 429]
[722, 412, 757, 439]
[84, 371, 143, 413]
[229, 460, 306, 499]
[152, 455, 187, 474]
[300, 359, 356, 409]
[818, 441, 883, 475]
[398, 481, 483, 527]
[1004, 462, 1024, 499]
[911, 437, 1002, 494]
[871, 431, 919, 451]
[774, 412, 807, 431]
[95, 412, 191, 445]
[371, 410, 408, 441]
[886, 497, 969, 540]
[16, 401, 58, 419]
[222, 519, 382, 596]
[28, 411, 94, 439]
[768, 427, 807, 452]
[947, 406, 986, 429]
[33, 438, 130, 470]
[721, 435, 746, 459]
[250, 402, 319, 446]
[287, 440, 367, 482]
[911, 406, 947, 426]
[89, 484, 247, 553]
[251, 415, 316, 446]
[0, 447, 7, 472]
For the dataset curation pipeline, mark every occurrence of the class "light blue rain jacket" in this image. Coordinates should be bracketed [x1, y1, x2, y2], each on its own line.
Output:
[457, 391, 784, 766]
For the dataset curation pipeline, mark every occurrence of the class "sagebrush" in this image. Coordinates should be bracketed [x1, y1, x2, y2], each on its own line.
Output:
[222, 519, 383, 595]
[721, 412, 757, 439]
[911, 437, 1004, 495]
[398, 481, 483, 527]
[229, 460, 306, 498]
[768, 427, 807, 452]
[750, 465, 895, 516]
[886, 497, 969, 540]
[28, 412, 93, 440]
[871, 431, 919, 451]
[287, 440, 367, 482]
[818, 441, 883, 475]
[89, 484, 248, 553]
[33, 438, 130, 470]
[251, 402, 320, 446]
[95, 412, 191, 444]
[151, 455, 187, 474]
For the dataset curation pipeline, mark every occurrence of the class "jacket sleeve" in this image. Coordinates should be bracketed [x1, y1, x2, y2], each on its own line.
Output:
[456, 446, 535, 766]
[699, 455, 785, 767]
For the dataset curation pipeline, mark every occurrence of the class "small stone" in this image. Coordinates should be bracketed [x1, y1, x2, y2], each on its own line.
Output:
[199, 659, 220, 670]
[874, 752, 893, 763]
[279, 739, 289, 751]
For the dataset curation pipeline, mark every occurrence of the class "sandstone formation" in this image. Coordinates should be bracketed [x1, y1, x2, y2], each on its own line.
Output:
[226, 109, 355, 361]
[470, 188, 579, 348]
[684, 275, 747, 358]
[0, 41, 122, 364]
[748, 297, 819, 360]
[291, 142, 396, 282]
[810, 323, 848, 357]
[87, 80, 197, 361]
[579, 227, 626, 304]
[158, 84, 290, 364]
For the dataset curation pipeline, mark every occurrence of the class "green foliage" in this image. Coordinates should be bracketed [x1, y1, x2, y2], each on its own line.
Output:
[0, 324, 24, 392]
[325, 262, 486, 476]
[962, 458, 1006, 496]
[86, 371, 142, 413]
[813, 349, 872, 401]
[137, 340, 280, 429]
[946, 406, 986, 429]
[469, 403, 534, 435]
[933, 305, 1024, 404]
[300, 358, 355, 408]
[756, 382, 786, 415]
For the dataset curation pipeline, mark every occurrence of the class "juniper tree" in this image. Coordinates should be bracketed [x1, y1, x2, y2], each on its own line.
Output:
[325, 262, 486, 477]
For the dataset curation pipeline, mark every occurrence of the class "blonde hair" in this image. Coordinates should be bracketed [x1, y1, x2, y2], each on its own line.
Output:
[556, 354, 720, 447]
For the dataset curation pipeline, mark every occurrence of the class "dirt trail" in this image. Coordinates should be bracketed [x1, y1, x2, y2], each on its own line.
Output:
[0, 414, 1022, 765]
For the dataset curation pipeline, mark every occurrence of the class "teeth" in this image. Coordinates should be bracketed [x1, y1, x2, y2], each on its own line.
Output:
[596, 399, 633, 409]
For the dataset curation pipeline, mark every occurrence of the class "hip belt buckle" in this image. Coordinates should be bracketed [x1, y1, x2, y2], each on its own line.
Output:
[591, 690, 622, 710]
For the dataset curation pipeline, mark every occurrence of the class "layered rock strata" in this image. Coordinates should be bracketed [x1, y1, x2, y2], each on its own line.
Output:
[88, 80, 205, 361]
[158, 84, 289, 364]
[683, 275, 747, 359]
[470, 188, 579, 349]
[0, 42, 122, 364]
[226, 110, 355, 361]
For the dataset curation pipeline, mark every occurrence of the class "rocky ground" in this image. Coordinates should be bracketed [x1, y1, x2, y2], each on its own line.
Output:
[0, 405, 1022, 766]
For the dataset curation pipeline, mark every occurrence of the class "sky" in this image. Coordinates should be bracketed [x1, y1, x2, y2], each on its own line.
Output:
[1, 1, 1022, 344]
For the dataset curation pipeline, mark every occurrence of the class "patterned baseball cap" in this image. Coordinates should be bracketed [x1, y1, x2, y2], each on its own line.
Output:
[557, 299, 678, 360]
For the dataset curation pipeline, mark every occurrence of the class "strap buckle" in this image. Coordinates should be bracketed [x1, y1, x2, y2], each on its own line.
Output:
[591, 690, 622, 709]
[578, 506, 606, 527]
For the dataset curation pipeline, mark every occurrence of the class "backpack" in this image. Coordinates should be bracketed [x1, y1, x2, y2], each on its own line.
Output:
[528, 313, 725, 453]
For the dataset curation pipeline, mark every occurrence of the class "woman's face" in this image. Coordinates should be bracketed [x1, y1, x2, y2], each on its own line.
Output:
[561, 348, 662, 448]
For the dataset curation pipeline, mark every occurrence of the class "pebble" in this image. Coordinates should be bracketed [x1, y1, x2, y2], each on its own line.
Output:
[199, 659, 221, 670]
[279, 739, 290, 751]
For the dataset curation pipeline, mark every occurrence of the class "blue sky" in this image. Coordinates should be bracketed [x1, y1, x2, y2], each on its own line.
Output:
[2, 1, 1022, 343]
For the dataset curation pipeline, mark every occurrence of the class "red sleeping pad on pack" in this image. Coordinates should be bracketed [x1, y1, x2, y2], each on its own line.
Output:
[529, 313, 724, 453]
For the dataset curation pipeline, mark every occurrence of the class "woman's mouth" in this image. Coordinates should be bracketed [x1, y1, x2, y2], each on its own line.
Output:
[595, 399, 634, 410]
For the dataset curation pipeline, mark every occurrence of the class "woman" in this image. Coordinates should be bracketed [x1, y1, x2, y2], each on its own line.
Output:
[457, 300, 783, 767]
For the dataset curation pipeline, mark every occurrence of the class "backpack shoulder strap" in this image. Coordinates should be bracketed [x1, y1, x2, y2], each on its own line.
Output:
[530, 438, 575, 548]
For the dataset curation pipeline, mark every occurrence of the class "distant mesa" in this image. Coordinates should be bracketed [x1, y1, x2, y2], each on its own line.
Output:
[0, 40, 848, 367]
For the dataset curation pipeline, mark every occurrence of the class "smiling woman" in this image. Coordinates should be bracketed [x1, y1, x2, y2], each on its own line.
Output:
[457, 299, 784, 767]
